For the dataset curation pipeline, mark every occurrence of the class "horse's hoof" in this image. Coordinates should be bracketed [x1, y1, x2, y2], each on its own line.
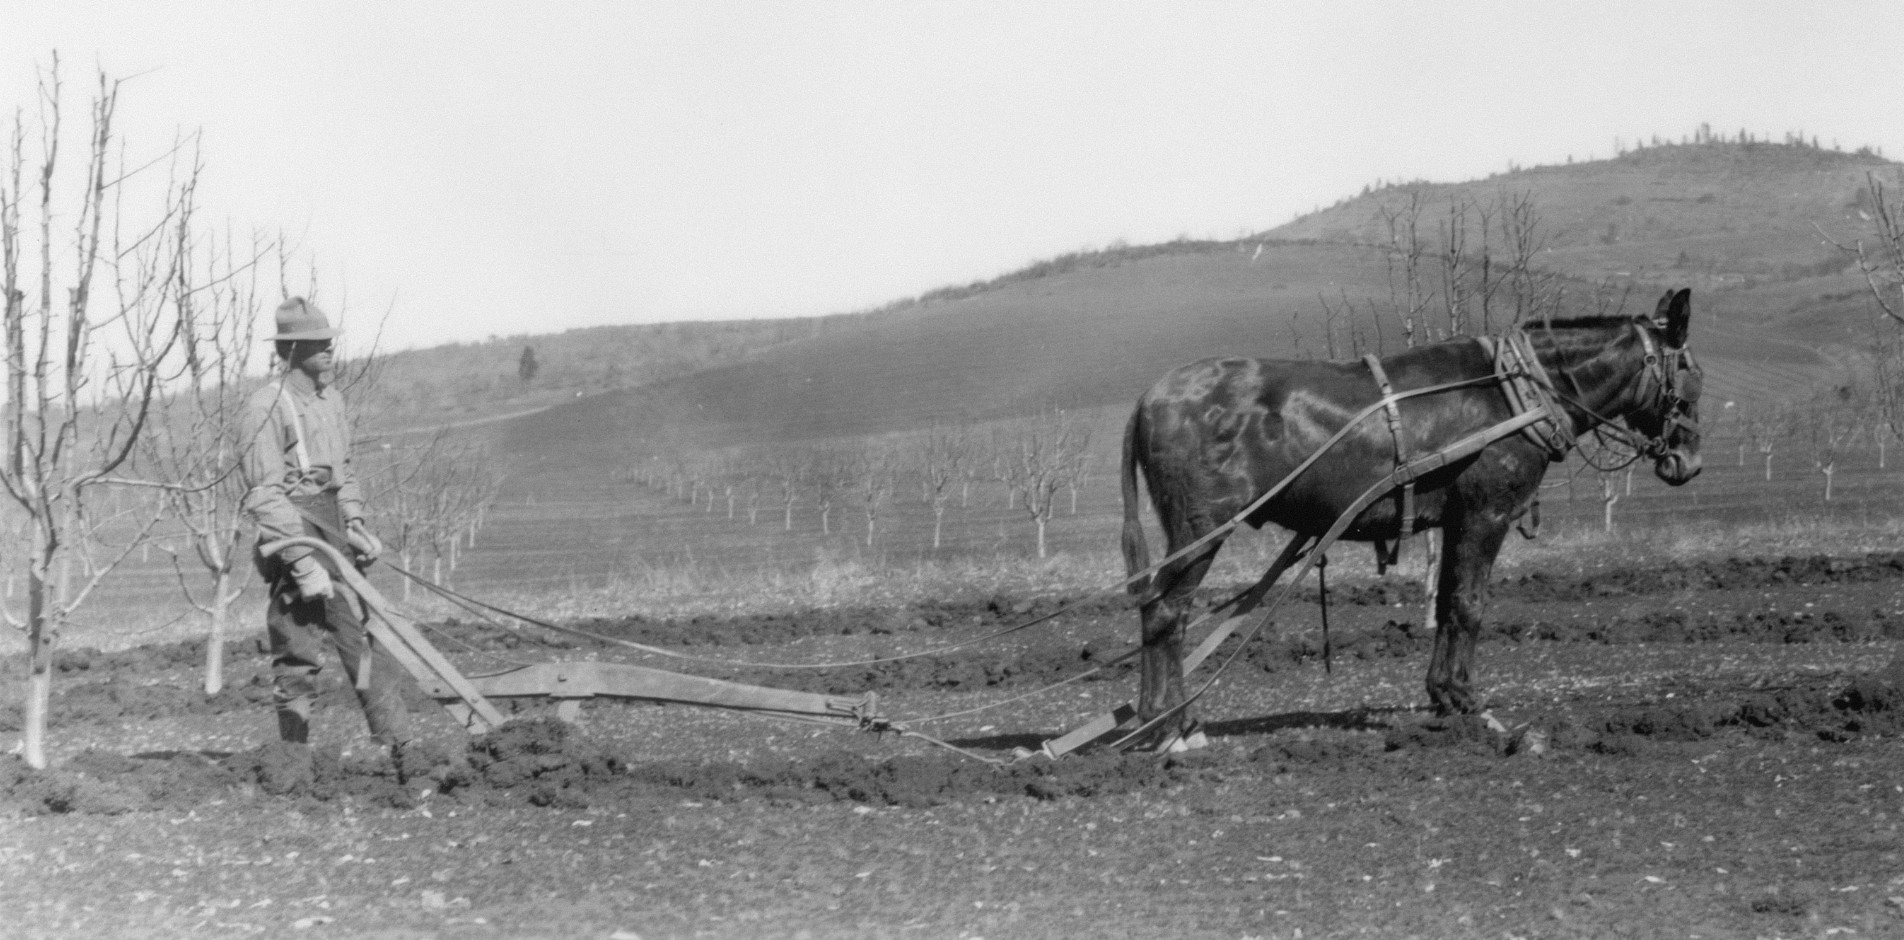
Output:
[1164, 724, 1208, 753]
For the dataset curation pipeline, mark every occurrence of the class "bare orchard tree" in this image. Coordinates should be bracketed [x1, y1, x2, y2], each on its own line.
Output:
[1379, 187, 1562, 348]
[363, 434, 501, 598]
[852, 443, 896, 548]
[3, 61, 201, 768]
[1805, 387, 1863, 503]
[805, 445, 852, 536]
[1064, 450, 1096, 515]
[996, 411, 1093, 558]
[1821, 170, 1904, 674]
[1741, 405, 1788, 482]
[1379, 189, 1432, 349]
[767, 451, 804, 532]
[138, 210, 275, 694]
[916, 421, 970, 549]
[1820, 170, 1904, 329]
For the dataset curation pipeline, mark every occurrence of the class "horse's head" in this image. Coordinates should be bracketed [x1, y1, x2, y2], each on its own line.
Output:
[1624, 288, 1703, 485]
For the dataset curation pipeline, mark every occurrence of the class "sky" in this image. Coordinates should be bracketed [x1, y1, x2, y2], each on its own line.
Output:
[4, 1, 1903, 353]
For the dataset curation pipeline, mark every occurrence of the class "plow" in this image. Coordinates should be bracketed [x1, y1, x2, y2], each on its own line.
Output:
[262, 537, 889, 738]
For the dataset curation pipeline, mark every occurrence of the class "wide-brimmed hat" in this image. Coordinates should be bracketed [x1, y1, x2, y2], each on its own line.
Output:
[267, 297, 342, 342]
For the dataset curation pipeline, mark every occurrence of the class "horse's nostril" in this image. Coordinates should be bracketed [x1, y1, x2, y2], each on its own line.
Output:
[1656, 452, 1701, 484]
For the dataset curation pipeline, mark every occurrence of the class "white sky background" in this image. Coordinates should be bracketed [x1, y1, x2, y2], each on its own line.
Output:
[4, 1, 1902, 353]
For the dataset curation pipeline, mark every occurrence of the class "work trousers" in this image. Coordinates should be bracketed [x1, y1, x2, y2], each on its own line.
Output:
[257, 493, 412, 747]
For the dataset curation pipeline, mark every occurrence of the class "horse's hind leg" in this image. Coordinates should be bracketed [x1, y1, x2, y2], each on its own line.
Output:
[1135, 535, 1222, 750]
[1425, 515, 1513, 715]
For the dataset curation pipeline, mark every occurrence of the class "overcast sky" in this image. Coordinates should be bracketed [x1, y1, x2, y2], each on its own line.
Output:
[5, 1, 1902, 352]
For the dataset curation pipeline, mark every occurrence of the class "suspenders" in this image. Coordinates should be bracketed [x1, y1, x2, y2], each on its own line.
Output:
[274, 380, 313, 475]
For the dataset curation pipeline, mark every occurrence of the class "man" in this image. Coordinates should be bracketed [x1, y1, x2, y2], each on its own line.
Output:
[240, 297, 411, 753]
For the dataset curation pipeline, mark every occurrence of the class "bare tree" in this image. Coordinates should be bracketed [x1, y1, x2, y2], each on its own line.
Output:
[3, 61, 200, 768]
[1805, 388, 1862, 502]
[1064, 450, 1096, 515]
[1742, 405, 1787, 481]
[853, 444, 896, 548]
[996, 411, 1092, 558]
[1598, 472, 1621, 534]
[917, 421, 969, 550]
[1379, 190, 1431, 349]
[139, 211, 274, 694]
[1820, 171, 1904, 328]
[361, 433, 501, 599]
[807, 446, 852, 536]
[767, 452, 803, 532]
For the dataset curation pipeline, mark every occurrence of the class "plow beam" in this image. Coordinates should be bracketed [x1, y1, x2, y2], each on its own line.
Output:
[412, 661, 881, 728]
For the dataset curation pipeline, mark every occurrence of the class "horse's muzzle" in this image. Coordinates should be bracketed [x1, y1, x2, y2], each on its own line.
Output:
[1654, 451, 1701, 486]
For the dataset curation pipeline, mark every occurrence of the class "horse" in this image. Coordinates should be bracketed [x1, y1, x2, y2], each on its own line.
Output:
[1119, 288, 1704, 750]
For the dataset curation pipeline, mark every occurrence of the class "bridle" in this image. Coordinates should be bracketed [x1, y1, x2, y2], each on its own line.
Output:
[1535, 319, 1699, 466]
[1626, 323, 1701, 460]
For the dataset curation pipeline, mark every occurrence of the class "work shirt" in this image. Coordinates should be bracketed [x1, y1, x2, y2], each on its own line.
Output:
[239, 370, 365, 563]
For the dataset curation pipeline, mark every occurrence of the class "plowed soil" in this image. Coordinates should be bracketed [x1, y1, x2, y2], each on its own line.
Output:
[5, 552, 1904, 938]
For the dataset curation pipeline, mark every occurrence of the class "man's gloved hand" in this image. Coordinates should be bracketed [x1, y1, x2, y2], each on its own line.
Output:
[289, 555, 335, 601]
[346, 519, 382, 565]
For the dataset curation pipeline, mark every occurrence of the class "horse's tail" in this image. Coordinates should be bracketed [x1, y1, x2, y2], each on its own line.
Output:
[1120, 403, 1153, 598]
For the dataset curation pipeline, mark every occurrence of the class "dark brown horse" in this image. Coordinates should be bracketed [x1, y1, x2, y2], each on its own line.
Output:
[1121, 289, 1703, 749]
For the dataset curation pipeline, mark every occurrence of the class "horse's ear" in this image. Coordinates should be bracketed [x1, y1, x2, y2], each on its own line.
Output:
[1651, 288, 1692, 347]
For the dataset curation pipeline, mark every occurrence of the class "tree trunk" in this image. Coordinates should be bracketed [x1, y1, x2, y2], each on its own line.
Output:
[932, 507, 945, 550]
[1035, 516, 1048, 559]
[203, 569, 234, 695]
[21, 577, 52, 769]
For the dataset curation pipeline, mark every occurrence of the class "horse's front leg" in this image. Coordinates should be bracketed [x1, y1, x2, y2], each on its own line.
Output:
[1425, 517, 1512, 715]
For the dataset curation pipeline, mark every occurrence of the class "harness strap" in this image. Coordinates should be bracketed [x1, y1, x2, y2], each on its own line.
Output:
[1479, 333, 1573, 461]
[1362, 354, 1415, 567]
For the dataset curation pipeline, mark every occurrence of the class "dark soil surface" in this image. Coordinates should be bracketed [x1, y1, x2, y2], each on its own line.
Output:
[6, 551, 1904, 938]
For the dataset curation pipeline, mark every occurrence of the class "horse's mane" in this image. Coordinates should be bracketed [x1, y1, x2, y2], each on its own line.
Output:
[1519, 315, 1633, 333]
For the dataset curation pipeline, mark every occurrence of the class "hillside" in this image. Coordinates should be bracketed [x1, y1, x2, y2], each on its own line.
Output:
[1270, 139, 1895, 345]
[364, 139, 1901, 468]
[353, 313, 873, 434]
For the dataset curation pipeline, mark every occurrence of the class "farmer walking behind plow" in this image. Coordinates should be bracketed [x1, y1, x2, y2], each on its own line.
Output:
[239, 297, 413, 760]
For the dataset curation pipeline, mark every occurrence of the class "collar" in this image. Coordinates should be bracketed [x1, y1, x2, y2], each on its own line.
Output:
[280, 369, 331, 399]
